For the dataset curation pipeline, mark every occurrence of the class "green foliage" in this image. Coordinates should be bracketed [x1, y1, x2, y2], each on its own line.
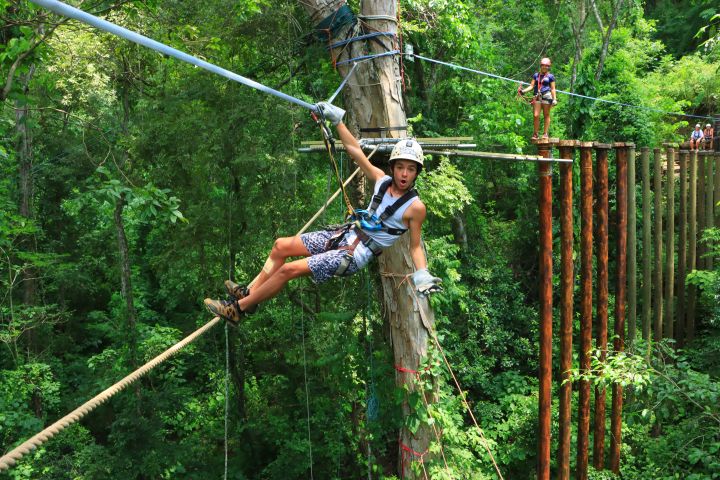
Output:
[1, 0, 719, 478]
[417, 158, 472, 219]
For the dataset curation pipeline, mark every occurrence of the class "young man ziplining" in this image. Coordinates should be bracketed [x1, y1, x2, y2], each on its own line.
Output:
[204, 102, 443, 324]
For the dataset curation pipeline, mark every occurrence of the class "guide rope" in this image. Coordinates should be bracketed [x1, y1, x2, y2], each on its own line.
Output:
[0, 316, 222, 472]
[408, 53, 712, 120]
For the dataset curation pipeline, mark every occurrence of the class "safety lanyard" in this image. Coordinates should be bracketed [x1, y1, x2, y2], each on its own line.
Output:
[311, 112, 355, 217]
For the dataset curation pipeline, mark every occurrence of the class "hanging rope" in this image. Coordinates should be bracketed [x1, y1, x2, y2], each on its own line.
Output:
[296, 145, 380, 236]
[224, 323, 230, 480]
[312, 113, 355, 216]
[300, 290, 314, 479]
[0, 316, 222, 472]
[293, 163, 315, 479]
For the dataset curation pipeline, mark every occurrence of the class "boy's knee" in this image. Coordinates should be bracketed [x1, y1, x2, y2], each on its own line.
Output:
[278, 262, 305, 279]
[271, 237, 290, 257]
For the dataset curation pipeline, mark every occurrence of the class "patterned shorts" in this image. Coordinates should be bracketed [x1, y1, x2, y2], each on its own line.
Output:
[300, 230, 360, 284]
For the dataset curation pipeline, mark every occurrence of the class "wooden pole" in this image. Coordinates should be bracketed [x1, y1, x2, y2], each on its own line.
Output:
[652, 148, 663, 341]
[715, 152, 720, 227]
[677, 150, 688, 347]
[653, 148, 663, 342]
[627, 145, 637, 347]
[698, 152, 706, 270]
[593, 142, 611, 470]
[558, 140, 575, 480]
[687, 150, 698, 342]
[705, 152, 714, 270]
[641, 147, 652, 348]
[610, 143, 629, 473]
[663, 144, 676, 340]
[535, 137, 556, 480]
[576, 142, 594, 480]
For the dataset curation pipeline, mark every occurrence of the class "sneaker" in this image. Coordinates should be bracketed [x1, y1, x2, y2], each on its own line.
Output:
[541, 133, 549, 139]
[224, 280, 249, 300]
[224, 280, 257, 314]
[532, 134, 539, 140]
[204, 298, 244, 325]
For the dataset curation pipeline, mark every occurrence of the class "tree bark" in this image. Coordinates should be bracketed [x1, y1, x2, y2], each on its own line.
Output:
[298, 1, 437, 477]
[594, 0, 625, 82]
[569, 0, 589, 91]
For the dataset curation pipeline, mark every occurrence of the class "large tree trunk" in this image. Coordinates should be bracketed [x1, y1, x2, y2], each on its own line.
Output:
[115, 77, 141, 412]
[298, 1, 437, 477]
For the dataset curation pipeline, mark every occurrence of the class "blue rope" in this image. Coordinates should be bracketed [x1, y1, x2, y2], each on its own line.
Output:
[410, 53, 713, 121]
[336, 50, 400, 67]
[328, 32, 396, 50]
[30, 0, 318, 113]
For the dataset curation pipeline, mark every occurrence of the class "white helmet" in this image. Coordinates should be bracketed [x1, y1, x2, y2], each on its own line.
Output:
[707, 124, 712, 128]
[390, 138, 424, 170]
[695, 124, 701, 128]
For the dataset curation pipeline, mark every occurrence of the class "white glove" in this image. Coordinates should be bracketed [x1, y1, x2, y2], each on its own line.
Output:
[411, 269, 443, 297]
[552, 99, 558, 106]
[316, 101, 346, 126]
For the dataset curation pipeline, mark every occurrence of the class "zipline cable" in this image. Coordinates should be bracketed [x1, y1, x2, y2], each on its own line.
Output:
[29, 0, 318, 113]
[0, 316, 223, 472]
[409, 53, 713, 121]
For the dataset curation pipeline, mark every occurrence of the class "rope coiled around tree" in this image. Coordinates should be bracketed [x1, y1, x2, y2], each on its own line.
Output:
[0, 316, 222, 472]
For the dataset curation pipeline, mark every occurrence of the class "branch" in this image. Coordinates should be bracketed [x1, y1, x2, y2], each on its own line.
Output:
[589, 0, 604, 31]
[1, 24, 59, 101]
[287, 290, 317, 317]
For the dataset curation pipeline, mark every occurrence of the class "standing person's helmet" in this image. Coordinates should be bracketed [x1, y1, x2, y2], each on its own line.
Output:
[707, 124, 712, 128]
[696, 124, 701, 128]
[389, 138, 424, 173]
[540, 58, 552, 66]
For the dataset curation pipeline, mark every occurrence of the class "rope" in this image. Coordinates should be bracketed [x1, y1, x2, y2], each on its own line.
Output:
[294, 164, 314, 479]
[300, 292, 314, 479]
[328, 31, 396, 50]
[327, 61, 359, 104]
[336, 50, 400, 67]
[358, 14, 398, 22]
[314, 118, 355, 215]
[29, 0, 318, 112]
[0, 316, 222, 472]
[296, 145, 380, 235]
[224, 323, 229, 480]
[408, 53, 713, 121]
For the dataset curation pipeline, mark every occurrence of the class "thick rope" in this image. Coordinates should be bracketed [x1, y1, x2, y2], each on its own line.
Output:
[0, 316, 222, 472]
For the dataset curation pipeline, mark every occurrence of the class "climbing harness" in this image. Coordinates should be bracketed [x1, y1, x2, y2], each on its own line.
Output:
[323, 176, 419, 278]
[352, 177, 418, 234]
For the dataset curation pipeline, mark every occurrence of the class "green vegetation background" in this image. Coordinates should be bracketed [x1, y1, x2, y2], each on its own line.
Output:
[1, 0, 719, 478]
